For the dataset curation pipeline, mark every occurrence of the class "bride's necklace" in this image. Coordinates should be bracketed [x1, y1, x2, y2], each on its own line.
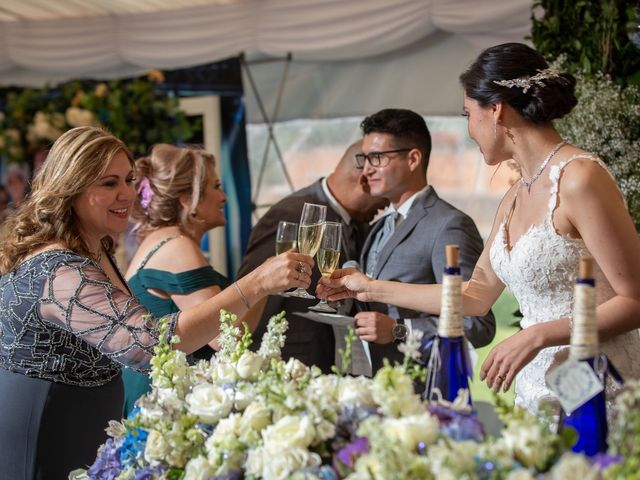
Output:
[520, 140, 566, 193]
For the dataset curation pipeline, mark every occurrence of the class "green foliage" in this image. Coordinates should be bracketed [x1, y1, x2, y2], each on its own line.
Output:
[555, 71, 640, 230]
[531, 1, 640, 230]
[0, 70, 195, 163]
[530, 0, 640, 85]
[331, 326, 356, 376]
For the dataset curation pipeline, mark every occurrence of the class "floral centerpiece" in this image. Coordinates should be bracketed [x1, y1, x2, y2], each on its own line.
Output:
[81, 312, 636, 480]
[0, 70, 194, 164]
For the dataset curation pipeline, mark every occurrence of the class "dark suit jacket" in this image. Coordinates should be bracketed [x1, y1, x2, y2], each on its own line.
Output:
[360, 187, 496, 373]
[237, 180, 370, 373]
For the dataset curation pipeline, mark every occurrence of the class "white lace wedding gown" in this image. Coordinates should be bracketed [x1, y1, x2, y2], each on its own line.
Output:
[489, 154, 640, 413]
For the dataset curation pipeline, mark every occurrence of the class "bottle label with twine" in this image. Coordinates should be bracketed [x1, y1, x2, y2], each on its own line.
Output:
[437, 274, 464, 338]
[570, 283, 599, 360]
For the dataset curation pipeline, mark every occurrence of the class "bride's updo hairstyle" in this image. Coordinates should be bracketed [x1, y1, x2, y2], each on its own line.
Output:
[460, 42, 577, 124]
[131, 144, 215, 240]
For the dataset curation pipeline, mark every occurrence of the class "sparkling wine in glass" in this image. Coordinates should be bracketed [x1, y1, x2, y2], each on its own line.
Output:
[276, 221, 298, 254]
[289, 203, 326, 299]
[309, 221, 342, 312]
[275, 221, 298, 297]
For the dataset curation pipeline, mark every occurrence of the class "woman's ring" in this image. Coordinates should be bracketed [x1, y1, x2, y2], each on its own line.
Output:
[497, 375, 506, 382]
[297, 261, 305, 273]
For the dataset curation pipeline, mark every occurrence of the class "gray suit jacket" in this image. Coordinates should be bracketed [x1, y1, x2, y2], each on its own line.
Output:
[360, 187, 495, 373]
[237, 180, 370, 373]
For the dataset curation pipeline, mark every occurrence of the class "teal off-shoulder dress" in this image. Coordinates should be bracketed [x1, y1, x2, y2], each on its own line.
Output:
[123, 236, 229, 416]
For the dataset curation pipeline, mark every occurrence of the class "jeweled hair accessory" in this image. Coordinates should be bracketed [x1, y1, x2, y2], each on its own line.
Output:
[137, 176, 154, 209]
[493, 68, 562, 93]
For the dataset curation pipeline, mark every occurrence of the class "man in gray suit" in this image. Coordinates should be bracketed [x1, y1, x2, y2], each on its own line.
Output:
[354, 108, 495, 374]
[237, 140, 388, 373]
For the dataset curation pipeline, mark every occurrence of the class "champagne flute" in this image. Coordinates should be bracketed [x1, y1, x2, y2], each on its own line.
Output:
[289, 203, 326, 298]
[275, 221, 298, 297]
[276, 221, 298, 254]
[309, 221, 342, 312]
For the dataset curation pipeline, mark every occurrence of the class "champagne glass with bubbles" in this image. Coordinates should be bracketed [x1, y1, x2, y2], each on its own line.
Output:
[275, 221, 298, 297]
[309, 221, 342, 312]
[289, 203, 326, 298]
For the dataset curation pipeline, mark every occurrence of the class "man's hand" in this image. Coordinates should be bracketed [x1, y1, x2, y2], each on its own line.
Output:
[354, 311, 397, 344]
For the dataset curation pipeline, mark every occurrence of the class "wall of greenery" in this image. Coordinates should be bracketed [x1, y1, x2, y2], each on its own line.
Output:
[0, 70, 195, 165]
[530, 0, 640, 230]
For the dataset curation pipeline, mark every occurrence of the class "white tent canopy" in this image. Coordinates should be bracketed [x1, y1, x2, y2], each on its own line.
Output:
[0, 0, 533, 120]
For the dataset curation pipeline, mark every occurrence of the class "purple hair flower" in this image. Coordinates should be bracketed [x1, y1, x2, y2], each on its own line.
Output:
[137, 176, 154, 209]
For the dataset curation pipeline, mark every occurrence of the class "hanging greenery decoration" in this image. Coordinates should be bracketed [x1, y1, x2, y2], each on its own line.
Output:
[530, 1, 640, 230]
[0, 70, 195, 164]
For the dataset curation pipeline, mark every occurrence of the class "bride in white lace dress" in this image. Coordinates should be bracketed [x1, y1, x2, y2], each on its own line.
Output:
[319, 42, 640, 413]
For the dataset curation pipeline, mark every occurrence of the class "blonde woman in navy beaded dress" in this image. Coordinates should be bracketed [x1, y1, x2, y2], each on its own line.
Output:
[320, 43, 640, 413]
[0, 126, 313, 479]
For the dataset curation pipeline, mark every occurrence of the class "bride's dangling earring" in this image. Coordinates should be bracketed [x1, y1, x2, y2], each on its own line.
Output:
[494, 118, 498, 140]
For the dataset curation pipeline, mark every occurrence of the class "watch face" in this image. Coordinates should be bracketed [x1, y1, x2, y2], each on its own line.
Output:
[392, 323, 408, 341]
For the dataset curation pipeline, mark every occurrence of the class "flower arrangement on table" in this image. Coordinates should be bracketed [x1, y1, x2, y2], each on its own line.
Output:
[0, 69, 194, 164]
[82, 312, 637, 480]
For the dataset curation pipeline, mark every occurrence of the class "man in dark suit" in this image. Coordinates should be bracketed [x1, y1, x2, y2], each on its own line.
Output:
[353, 108, 496, 374]
[237, 140, 388, 373]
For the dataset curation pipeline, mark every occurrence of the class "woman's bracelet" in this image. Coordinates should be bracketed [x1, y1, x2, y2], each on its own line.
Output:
[233, 281, 251, 310]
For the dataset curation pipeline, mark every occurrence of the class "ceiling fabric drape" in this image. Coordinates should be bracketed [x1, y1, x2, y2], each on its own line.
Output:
[0, 0, 532, 117]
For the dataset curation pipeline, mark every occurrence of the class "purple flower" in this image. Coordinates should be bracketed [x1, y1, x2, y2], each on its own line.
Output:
[133, 465, 165, 480]
[87, 438, 122, 480]
[428, 404, 485, 442]
[590, 453, 623, 469]
[137, 176, 154, 209]
[334, 436, 369, 474]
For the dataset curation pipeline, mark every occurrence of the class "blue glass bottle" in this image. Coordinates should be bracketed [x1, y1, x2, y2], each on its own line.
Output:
[424, 245, 472, 406]
[561, 258, 608, 456]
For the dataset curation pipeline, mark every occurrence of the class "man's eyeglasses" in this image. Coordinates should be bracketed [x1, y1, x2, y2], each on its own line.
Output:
[354, 148, 412, 169]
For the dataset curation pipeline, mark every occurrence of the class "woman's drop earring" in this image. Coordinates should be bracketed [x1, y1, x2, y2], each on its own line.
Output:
[494, 119, 498, 140]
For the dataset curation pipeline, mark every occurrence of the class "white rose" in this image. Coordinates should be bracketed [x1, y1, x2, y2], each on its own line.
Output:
[338, 376, 375, 407]
[236, 351, 263, 380]
[247, 446, 320, 480]
[308, 375, 340, 402]
[262, 415, 315, 449]
[156, 387, 183, 411]
[209, 413, 242, 445]
[185, 383, 232, 424]
[505, 470, 536, 480]
[383, 413, 439, 449]
[314, 419, 336, 442]
[549, 453, 599, 480]
[215, 361, 237, 382]
[183, 456, 216, 480]
[353, 454, 385, 480]
[144, 429, 168, 463]
[284, 357, 309, 380]
[233, 385, 255, 411]
[502, 422, 547, 468]
[241, 402, 272, 432]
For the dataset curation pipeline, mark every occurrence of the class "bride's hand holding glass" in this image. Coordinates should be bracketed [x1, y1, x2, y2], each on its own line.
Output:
[317, 268, 373, 302]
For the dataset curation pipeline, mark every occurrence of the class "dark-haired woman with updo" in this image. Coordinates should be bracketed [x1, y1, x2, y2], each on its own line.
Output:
[122, 144, 236, 416]
[319, 42, 640, 413]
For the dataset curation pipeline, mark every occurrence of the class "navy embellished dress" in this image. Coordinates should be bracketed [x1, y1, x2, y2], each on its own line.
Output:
[0, 250, 177, 479]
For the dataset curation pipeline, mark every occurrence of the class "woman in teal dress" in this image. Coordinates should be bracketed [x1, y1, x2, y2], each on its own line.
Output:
[123, 144, 234, 415]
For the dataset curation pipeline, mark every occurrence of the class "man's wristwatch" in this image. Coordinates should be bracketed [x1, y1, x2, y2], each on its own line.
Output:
[391, 320, 408, 342]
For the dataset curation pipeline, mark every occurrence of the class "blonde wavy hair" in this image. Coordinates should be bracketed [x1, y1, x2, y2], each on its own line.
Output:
[131, 144, 216, 240]
[0, 126, 132, 274]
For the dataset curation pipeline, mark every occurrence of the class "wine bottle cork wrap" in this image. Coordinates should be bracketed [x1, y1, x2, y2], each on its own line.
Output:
[570, 283, 599, 359]
[437, 274, 464, 337]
